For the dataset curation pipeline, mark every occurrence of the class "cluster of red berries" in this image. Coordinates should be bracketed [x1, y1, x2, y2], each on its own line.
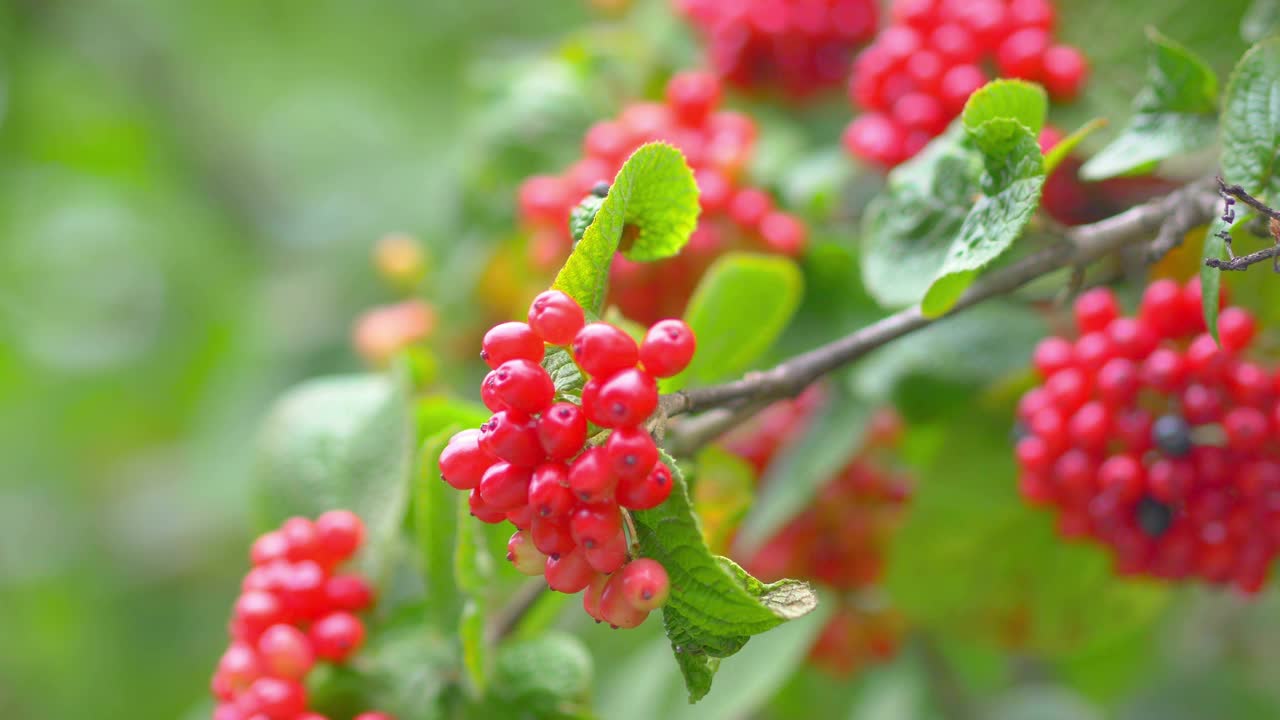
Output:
[725, 391, 912, 675]
[438, 290, 690, 627]
[211, 512, 391, 720]
[844, 0, 1088, 168]
[673, 0, 879, 97]
[1015, 279, 1280, 593]
[517, 71, 807, 325]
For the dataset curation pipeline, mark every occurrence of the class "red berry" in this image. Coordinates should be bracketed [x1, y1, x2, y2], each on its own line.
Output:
[583, 120, 631, 164]
[956, 0, 1009, 51]
[1031, 336, 1073, 378]
[324, 574, 373, 612]
[280, 517, 321, 562]
[930, 24, 980, 64]
[519, 175, 568, 226]
[1229, 361, 1272, 407]
[1074, 287, 1119, 334]
[1181, 384, 1222, 424]
[1139, 279, 1187, 338]
[212, 704, 243, 720]
[667, 71, 722, 126]
[616, 462, 674, 510]
[842, 113, 906, 168]
[1045, 367, 1090, 414]
[905, 51, 945, 95]
[892, 92, 946, 135]
[487, 359, 555, 415]
[728, 188, 775, 229]
[217, 642, 262, 694]
[279, 559, 327, 621]
[528, 463, 576, 520]
[248, 677, 307, 719]
[508, 529, 549, 576]
[584, 528, 629, 574]
[568, 447, 617, 504]
[315, 510, 365, 563]
[1106, 317, 1158, 361]
[310, 612, 366, 663]
[481, 379, 506, 413]
[605, 427, 659, 481]
[1218, 307, 1257, 352]
[1008, 0, 1055, 30]
[570, 503, 623, 550]
[1097, 358, 1139, 407]
[892, 0, 940, 30]
[479, 462, 534, 512]
[1141, 348, 1187, 393]
[996, 28, 1049, 80]
[939, 64, 987, 114]
[479, 410, 543, 467]
[530, 515, 577, 557]
[354, 714, 395, 720]
[1042, 45, 1088, 101]
[1015, 436, 1053, 473]
[639, 319, 696, 378]
[234, 591, 286, 642]
[545, 546, 596, 593]
[1186, 333, 1231, 383]
[481, 322, 544, 369]
[599, 572, 649, 629]
[528, 290, 586, 346]
[507, 504, 533, 530]
[758, 211, 808, 255]
[1225, 407, 1269, 452]
[1068, 401, 1110, 451]
[1074, 332, 1114, 374]
[588, 369, 658, 428]
[468, 488, 507, 524]
[619, 558, 670, 611]
[257, 624, 315, 681]
[439, 429, 494, 490]
[251, 531, 289, 567]
[536, 403, 587, 461]
[572, 323, 639, 378]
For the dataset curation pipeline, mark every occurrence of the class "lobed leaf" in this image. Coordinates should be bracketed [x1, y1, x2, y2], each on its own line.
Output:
[1220, 37, 1280, 203]
[961, 79, 1048, 135]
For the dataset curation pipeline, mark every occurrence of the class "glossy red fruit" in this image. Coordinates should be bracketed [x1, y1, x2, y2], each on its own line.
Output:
[257, 624, 315, 681]
[536, 403, 587, 461]
[279, 559, 327, 621]
[488, 359, 555, 414]
[468, 488, 508, 524]
[1042, 45, 1088, 100]
[234, 591, 286, 642]
[568, 447, 617, 504]
[528, 463, 576, 519]
[939, 64, 987, 114]
[584, 529, 629, 574]
[1074, 287, 1119, 334]
[572, 323, 639, 378]
[996, 28, 1049, 80]
[930, 23, 980, 64]
[604, 427, 659, 481]
[508, 529, 549, 576]
[251, 531, 289, 567]
[217, 642, 262, 694]
[479, 411, 543, 467]
[479, 462, 534, 512]
[248, 677, 308, 718]
[667, 71, 721, 125]
[1032, 336, 1074, 378]
[842, 113, 906, 168]
[481, 322, 544, 369]
[506, 504, 533, 530]
[281, 517, 321, 562]
[599, 573, 649, 629]
[728, 188, 774, 229]
[212, 703, 243, 720]
[315, 510, 366, 563]
[545, 546, 596, 593]
[1225, 407, 1269, 452]
[528, 290, 586, 346]
[1008, 0, 1054, 30]
[324, 574, 373, 612]
[616, 462, 673, 510]
[588, 369, 658, 428]
[439, 429, 494, 490]
[618, 558, 670, 611]
[758, 212, 808, 255]
[530, 515, 577, 557]
[570, 503, 623, 551]
[310, 612, 366, 662]
[1218, 307, 1257, 352]
[519, 175, 568, 226]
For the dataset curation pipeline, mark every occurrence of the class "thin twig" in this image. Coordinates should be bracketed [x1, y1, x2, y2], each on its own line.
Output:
[658, 178, 1219, 452]
[1205, 244, 1280, 271]
[1217, 177, 1280, 221]
[488, 577, 549, 644]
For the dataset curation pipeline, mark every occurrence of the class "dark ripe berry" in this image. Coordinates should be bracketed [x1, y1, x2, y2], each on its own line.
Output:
[728, 188, 774, 229]
[537, 403, 587, 461]
[1106, 317, 1157, 361]
[481, 322, 544, 369]
[479, 410, 543, 467]
[993, 27, 1044, 78]
[1073, 287, 1119, 334]
[507, 504, 534, 530]
[1045, 367, 1090, 414]
[218, 642, 262, 693]
[568, 447, 617, 504]
[570, 503, 622, 550]
[528, 290, 586, 346]
[618, 558, 670, 612]
[1224, 406, 1269, 452]
[310, 611, 365, 663]
[758, 211, 809, 255]
[1032, 336, 1073, 378]
[469, 488, 508, 524]
[591, 181, 610, 198]
[582, 573, 609, 622]
[530, 515, 577, 557]
[1068, 401, 1110, 451]
[439, 429, 494, 490]
[1042, 45, 1088, 100]
[572, 323, 639, 378]
[489, 359, 555, 414]
[1152, 414, 1193, 457]
[598, 572, 649, 629]
[528, 463, 577, 520]
[1218, 307, 1258, 352]
[545, 546, 596, 593]
[249, 677, 307, 719]
[281, 517, 321, 562]
[234, 590, 286, 642]
[666, 71, 721, 126]
[1139, 279, 1187, 338]
[479, 462, 534, 512]
[1141, 348, 1186, 393]
[1096, 358, 1139, 407]
[324, 574, 373, 612]
[584, 529, 629, 575]
[589, 369, 658, 428]
[1097, 455, 1144, 505]
[251, 530, 289, 567]
[257, 624, 315, 681]
[507, 529, 549, 576]
[616, 462, 673, 510]
[1135, 497, 1174, 538]
[604, 427, 659, 481]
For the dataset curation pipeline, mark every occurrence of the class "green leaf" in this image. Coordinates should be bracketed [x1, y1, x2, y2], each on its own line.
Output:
[1201, 216, 1233, 341]
[631, 453, 818, 702]
[414, 427, 463, 624]
[1043, 118, 1106, 175]
[362, 628, 457, 720]
[961, 79, 1047, 135]
[455, 491, 493, 695]
[552, 142, 700, 317]
[1221, 37, 1280, 202]
[492, 633, 594, 716]
[544, 346, 585, 401]
[920, 120, 1045, 317]
[255, 372, 414, 584]
[1081, 29, 1219, 180]
[667, 253, 803, 391]
[1243, 0, 1280, 43]
[733, 385, 870, 555]
[691, 445, 756, 555]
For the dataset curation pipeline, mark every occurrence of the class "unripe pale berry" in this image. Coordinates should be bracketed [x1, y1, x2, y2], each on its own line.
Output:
[508, 530, 549, 576]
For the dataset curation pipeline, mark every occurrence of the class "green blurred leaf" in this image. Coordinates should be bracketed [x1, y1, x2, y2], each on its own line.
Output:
[415, 396, 490, 441]
[849, 654, 932, 720]
[691, 445, 756, 555]
[734, 385, 870, 555]
[552, 142, 699, 317]
[255, 372, 414, 584]
[987, 686, 1104, 720]
[455, 491, 494, 695]
[491, 632, 594, 716]
[363, 628, 457, 720]
[415, 427, 462, 624]
[1243, 0, 1280, 42]
[1221, 37, 1280, 201]
[921, 120, 1045, 317]
[1044, 119, 1107, 175]
[961, 80, 1048, 134]
[668, 253, 803, 391]
[1081, 29, 1219, 180]
[1202, 216, 1231, 341]
[632, 452, 818, 702]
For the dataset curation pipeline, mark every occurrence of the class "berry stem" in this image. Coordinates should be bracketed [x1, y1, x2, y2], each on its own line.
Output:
[659, 177, 1220, 454]
[620, 507, 641, 558]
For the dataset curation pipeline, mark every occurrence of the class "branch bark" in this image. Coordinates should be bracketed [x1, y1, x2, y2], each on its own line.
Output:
[660, 177, 1220, 453]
